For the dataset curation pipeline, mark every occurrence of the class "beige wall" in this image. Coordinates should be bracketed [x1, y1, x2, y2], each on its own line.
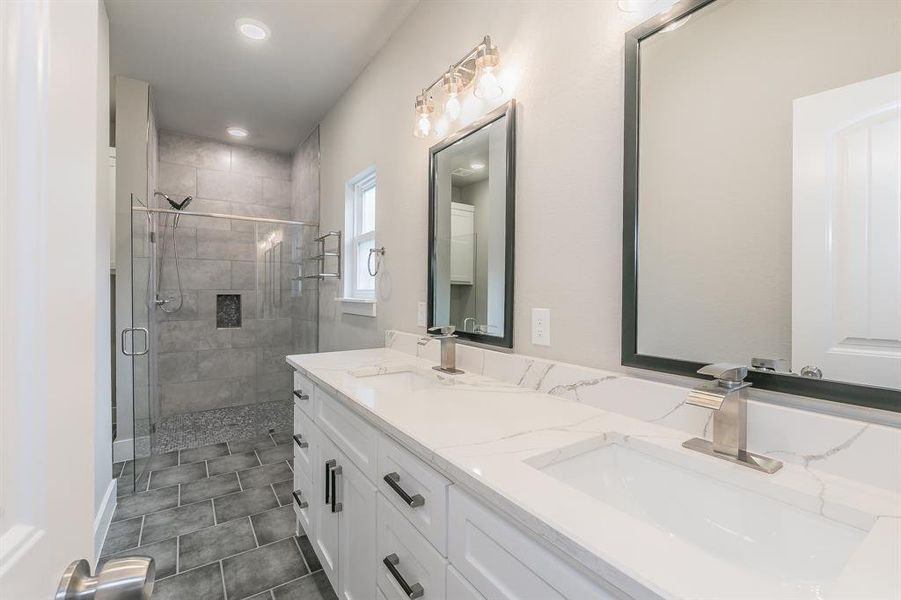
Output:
[637, 0, 901, 366]
[318, 0, 642, 365]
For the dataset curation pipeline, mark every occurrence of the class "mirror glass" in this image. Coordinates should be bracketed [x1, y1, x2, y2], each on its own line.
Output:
[430, 105, 512, 345]
[635, 0, 900, 391]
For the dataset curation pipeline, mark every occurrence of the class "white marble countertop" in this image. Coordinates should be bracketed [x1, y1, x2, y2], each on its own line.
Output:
[287, 348, 900, 600]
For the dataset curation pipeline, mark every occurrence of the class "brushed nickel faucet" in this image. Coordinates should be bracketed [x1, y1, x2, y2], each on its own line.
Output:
[419, 325, 464, 374]
[682, 363, 782, 473]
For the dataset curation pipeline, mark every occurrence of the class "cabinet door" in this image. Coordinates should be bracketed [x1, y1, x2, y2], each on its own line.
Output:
[315, 434, 341, 591]
[337, 452, 377, 600]
[450, 203, 475, 285]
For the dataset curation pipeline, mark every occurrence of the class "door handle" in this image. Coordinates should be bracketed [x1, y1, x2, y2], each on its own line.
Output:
[383, 553, 424, 599]
[57, 556, 154, 600]
[383, 472, 425, 508]
[330, 463, 343, 513]
[120, 327, 149, 356]
[325, 459, 336, 504]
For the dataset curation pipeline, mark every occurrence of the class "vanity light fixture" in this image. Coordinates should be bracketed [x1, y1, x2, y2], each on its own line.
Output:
[235, 18, 270, 41]
[411, 35, 503, 138]
[226, 126, 249, 138]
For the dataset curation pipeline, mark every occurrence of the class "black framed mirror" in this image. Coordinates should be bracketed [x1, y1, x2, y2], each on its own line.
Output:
[622, 0, 901, 411]
[428, 100, 515, 348]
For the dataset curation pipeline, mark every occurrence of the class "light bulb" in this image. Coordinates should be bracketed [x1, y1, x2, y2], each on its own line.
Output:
[414, 113, 432, 138]
[474, 69, 503, 100]
[444, 95, 461, 121]
[435, 114, 450, 139]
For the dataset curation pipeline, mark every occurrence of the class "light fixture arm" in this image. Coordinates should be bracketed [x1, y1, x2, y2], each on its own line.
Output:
[418, 35, 495, 97]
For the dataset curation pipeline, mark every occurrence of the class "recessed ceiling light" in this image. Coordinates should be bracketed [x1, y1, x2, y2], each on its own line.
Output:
[470, 161, 485, 170]
[226, 126, 249, 138]
[235, 18, 270, 41]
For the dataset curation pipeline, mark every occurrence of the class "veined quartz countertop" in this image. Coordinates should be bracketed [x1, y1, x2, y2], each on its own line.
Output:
[287, 348, 900, 600]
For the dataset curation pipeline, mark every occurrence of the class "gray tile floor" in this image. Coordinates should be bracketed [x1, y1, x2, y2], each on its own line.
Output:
[107, 431, 336, 600]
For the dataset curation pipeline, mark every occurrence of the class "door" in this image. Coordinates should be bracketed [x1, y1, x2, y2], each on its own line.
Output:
[793, 71, 901, 389]
[337, 455, 377, 600]
[315, 435, 341, 590]
[0, 0, 109, 596]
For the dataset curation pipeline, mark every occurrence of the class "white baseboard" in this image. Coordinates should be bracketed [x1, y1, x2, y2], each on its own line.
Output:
[93, 479, 117, 561]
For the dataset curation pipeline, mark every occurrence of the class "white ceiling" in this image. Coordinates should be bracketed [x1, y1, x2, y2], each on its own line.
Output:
[106, 0, 418, 153]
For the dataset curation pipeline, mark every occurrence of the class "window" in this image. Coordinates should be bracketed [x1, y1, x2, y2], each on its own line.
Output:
[344, 168, 377, 305]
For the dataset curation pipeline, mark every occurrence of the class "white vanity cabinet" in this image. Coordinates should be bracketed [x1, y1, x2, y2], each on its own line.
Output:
[292, 367, 624, 600]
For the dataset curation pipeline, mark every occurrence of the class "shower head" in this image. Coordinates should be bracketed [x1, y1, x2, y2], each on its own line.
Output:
[152, 191, 193, 211]
[167, 195, 193, 211]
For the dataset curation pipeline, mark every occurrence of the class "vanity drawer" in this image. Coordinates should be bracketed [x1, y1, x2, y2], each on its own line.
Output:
[293, 405, 315, 481]
[446, 565, 485, 600]
[292, 466, 314, 539]
[316, 387, 379, 483]
[448, 488, 618, 600]
[377, 496, 446, 600]
[378, 434, 450, 555]
[292, 370, 316, 417]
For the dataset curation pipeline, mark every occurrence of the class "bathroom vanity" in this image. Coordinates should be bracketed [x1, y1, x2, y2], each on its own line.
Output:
[288, 333, 900, 600]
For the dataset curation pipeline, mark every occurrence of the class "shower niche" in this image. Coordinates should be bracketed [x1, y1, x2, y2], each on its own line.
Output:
[216, 294, 242, 329]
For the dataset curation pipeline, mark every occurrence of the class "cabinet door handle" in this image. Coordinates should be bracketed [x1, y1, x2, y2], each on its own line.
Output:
[383, 472, 425, 508]
[293, 434, 308, 449]
[383, 553, 424, 599]
[330, 464, 343, 513]
[293, 389, 310, 401]
[324, 459, 336, 504]
[292, 490, 308, 509]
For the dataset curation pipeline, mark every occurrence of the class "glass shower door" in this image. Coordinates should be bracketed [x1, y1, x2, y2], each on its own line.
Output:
[128, 197, 154, 492]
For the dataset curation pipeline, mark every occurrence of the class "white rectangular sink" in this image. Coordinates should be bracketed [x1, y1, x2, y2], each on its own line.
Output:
[349, 366, 437, 390]
[527, 438, 869, 585]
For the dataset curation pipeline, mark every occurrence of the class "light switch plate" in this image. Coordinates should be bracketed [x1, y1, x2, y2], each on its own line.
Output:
[417, 301, 427, 327]
[532, 308, 551, 346]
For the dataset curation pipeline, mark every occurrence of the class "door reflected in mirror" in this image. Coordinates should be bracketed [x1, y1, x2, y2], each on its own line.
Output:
[429, 101, 514, 348]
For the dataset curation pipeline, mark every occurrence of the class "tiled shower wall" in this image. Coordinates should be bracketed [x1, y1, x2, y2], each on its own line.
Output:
[153, 131, 319, 419]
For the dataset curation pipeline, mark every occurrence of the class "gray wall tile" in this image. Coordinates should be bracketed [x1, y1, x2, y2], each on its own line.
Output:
[162, 259, 231, 290]
[158, 162, 197, 198]
[231, 261, 257, 290]
[159, 130, 231, 171]
[196, 229, 256, 261]
[160, 377, 255, 417]
[197, 169, 262, 204]
[158, 351, 198, 384]
[231, 146, 291, 180]
[262, 178, 291, 207]
[158, 320, 230, 352]
[197, 348, 257, 380]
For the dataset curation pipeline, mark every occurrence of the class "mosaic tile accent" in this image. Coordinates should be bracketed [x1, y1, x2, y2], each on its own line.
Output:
[216, 294, 242, 329]
[155, 400, 292, 453]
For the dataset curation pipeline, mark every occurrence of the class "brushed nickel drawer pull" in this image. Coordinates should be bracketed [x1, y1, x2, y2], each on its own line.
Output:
[383, 553, 424, 599]
[292, 490, 308, 509]
[293, 434, 308, 449]
[383, 472, 425, 508]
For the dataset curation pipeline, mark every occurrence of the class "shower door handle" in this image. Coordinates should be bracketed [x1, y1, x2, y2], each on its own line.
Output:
[121, 327, 150, 356]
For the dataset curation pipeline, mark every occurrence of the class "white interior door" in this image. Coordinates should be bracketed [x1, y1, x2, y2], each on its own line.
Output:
[793, 71, 901, 389]
[1, 1, 111, 598]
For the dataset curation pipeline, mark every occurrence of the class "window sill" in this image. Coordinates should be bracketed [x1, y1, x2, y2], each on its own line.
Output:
[336, 297, 377, 318]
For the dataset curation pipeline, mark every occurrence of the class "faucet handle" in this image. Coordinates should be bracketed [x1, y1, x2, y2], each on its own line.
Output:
[698, 363, 748, 385]
[428, 325, 456, 336]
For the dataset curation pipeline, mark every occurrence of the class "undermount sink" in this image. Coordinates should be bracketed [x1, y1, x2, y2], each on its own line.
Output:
[349, 366, 437, 389]
[526, 436, 869, 586]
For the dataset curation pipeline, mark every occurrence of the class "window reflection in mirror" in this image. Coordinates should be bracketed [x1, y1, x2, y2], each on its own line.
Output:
[430, 103, 513, 346]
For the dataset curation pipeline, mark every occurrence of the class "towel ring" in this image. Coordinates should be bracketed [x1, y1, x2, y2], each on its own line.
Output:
[368, 247, 385, 277]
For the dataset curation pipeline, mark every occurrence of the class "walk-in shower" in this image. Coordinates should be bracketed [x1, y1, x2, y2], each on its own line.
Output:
[120, 199, 321, 493]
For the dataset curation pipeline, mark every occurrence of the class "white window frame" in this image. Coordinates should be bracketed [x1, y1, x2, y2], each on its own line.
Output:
[340, 167, 377, 314]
